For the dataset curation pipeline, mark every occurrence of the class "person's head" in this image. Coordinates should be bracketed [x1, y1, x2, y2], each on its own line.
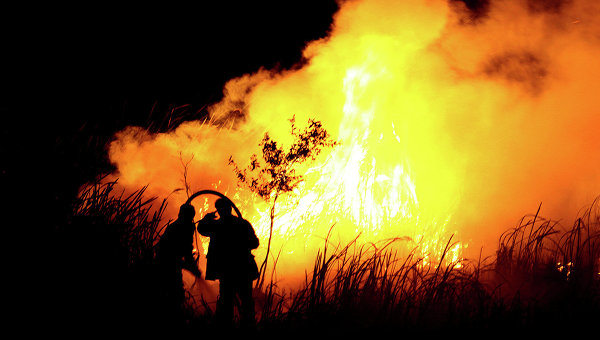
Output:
[215, 198, 232, 218]
[178, 204, 196, 221]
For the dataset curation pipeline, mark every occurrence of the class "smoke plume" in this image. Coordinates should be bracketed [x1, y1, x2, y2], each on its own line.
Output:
[106, 0, 600, 280]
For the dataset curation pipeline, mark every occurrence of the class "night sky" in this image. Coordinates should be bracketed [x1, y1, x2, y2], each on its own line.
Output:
[2, 2, 339, 226]
[5, 1, 339, 323]
[41, 2, 338, 132]
[4, 1, 490, 216]
[3, 0, 490, 245]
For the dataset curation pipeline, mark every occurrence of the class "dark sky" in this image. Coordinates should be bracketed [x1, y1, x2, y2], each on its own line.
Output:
[5, 0, 490, 133]
[1, 2, 340, 223]
[5, 1, 494, 135]
[25, 2, 339, 131]
[3, 0, 483, 212]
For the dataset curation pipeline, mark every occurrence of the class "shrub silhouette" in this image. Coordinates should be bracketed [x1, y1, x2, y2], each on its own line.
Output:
[229, 116, 337, 289]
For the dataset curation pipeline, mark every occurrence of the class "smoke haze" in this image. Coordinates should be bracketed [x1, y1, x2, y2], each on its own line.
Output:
[106, 0, 600, 275]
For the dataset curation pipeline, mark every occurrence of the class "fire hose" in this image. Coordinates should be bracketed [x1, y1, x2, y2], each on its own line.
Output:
[185, 189, 243, 219]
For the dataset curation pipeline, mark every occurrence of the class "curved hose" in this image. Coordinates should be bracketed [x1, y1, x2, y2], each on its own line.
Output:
[185, 189, 243, 218]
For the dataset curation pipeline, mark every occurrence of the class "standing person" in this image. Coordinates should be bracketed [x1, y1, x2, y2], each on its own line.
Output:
[197, 198, 260, 328]
[155, 204, 202, 324]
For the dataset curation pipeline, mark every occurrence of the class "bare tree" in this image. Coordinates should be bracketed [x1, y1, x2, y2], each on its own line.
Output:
[179, 151, 194, 199]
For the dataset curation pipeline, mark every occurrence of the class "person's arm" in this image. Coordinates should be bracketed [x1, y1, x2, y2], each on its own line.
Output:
[182, 222, 202, 277]
[182, 252, 202, 277]
[197, 211, 218, 237]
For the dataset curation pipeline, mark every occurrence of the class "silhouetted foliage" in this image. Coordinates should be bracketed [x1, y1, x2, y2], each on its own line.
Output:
[229, 116, 337, 199]
[56, 176, 599, 334]
[46, 103, 599, 333]
[74, 177, 168, 266]
[229, 116, 337, 289]
[253, 199, 599, 334]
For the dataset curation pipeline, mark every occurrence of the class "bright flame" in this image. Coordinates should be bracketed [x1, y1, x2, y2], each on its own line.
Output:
[105, 0, 600, 287]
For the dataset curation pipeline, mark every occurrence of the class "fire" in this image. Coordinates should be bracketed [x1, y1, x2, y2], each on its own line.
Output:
[241, 56, 463, 280]
[106, 0, 600, 286]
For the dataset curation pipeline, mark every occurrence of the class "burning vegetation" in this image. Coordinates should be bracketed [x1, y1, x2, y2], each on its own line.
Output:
[50, 0, 600, 333]
[66, 178, 599, 333]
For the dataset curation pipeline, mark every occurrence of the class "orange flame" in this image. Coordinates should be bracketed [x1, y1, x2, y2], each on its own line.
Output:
[106, 0, 600, 286]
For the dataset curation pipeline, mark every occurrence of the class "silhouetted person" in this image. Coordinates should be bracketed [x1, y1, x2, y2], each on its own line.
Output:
[197, 198, 260, 328]
[155, 203, 201, 324]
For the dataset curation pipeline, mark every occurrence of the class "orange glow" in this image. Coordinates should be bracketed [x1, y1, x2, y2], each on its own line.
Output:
[105, 0, 600, 287]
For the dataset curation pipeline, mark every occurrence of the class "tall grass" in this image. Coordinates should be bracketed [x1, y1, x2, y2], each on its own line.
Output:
[73, 177, 168, 266]
[50, 178, 171, 330]
[256, 234, 499, 333]
[491, 199, 600, 330]
[254, 200, 599, 333]
[67, 181, 599, 332]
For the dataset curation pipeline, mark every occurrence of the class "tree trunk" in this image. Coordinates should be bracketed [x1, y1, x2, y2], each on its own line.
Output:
[257, 194, 278, 290]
